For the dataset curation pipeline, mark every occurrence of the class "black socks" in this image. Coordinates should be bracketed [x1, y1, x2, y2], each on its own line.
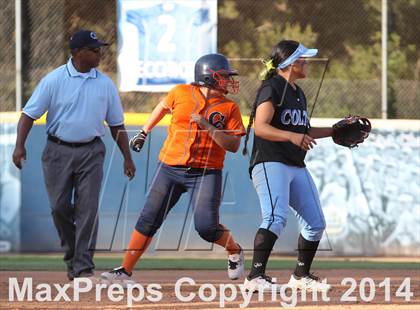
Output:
[248, 231, 320, 280]
[248, 228, 278, 279]
[294, 234, 320, 277]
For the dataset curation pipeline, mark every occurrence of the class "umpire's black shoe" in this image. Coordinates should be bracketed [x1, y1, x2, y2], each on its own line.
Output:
[67, 269, 75, 281]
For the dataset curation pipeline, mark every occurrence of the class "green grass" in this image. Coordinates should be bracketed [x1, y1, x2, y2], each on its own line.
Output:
[0, 255, 419, 271]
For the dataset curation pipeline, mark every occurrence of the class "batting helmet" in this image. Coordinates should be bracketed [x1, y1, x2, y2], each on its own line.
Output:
[194, 53, 239, 94]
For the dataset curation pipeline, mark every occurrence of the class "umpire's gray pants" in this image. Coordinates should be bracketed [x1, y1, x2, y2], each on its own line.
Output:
[42, 138, 105, 276]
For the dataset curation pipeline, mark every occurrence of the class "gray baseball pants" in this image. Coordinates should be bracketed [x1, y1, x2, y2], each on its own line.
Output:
[41, 138, 105, 277]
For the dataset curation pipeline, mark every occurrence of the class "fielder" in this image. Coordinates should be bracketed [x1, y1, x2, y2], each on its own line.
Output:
[101, 53, 246, 285]
[242, 40, 370, 293]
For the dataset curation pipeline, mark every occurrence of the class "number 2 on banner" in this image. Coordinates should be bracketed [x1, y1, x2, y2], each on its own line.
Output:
[157, 15, 176, 53]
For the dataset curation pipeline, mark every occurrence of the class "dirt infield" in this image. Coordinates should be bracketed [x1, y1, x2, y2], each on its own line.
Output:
[1, 269, 419, 309]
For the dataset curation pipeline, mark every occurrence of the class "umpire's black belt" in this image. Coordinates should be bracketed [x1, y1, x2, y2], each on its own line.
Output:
[48, 135, 99, 147]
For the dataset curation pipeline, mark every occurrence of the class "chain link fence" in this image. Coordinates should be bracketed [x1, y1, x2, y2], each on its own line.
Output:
[1, 0, 419, 118]
[1, 1, 16, 113]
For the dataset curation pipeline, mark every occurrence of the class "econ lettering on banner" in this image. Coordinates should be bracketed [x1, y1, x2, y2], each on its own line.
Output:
[117, 0, 217, 92]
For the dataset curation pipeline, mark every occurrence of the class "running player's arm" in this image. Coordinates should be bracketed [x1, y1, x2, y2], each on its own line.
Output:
[308, 127, 333, 139]
[255, 101, 316, 150]
[207, 125, 241, 153]
[142, 97, 171, 133]
[191, 114, 241, 153]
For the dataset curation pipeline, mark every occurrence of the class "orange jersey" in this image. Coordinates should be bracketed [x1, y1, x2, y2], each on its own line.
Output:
[159, 84, 245, 169]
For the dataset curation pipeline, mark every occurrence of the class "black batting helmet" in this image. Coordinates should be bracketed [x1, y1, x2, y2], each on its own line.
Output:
[194, 53, 239, 94]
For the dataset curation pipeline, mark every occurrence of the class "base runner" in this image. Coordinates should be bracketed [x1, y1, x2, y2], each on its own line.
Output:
[101, 53, 246, 285]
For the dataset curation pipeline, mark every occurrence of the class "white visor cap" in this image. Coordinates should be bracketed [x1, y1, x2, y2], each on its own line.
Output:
[277, 43, 318, 69]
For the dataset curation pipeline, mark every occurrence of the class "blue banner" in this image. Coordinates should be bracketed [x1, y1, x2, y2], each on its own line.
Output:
[118, 0, 217, 92]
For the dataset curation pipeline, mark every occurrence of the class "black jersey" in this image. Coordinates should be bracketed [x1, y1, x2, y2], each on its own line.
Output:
[249, 75, 310, 174]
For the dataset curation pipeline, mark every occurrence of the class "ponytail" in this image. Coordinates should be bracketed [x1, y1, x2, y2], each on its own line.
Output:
[242, 84, 264, 155]
[243, 58, 276, 156]
[243, 40, 299, 155]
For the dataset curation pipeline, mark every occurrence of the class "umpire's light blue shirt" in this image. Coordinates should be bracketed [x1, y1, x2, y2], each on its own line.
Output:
[23, 58, 124, 142]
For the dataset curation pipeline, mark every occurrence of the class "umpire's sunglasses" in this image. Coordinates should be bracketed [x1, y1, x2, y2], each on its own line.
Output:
[81, 47, 102, 54]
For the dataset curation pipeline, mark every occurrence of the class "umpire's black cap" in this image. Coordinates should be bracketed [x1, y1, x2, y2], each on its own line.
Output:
[69, 30, 109, 49]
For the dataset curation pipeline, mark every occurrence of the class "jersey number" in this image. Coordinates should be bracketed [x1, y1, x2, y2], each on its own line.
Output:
[157, 15, 176, 53]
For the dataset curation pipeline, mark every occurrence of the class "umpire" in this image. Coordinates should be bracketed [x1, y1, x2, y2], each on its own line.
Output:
[12, 30, 136, 280]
